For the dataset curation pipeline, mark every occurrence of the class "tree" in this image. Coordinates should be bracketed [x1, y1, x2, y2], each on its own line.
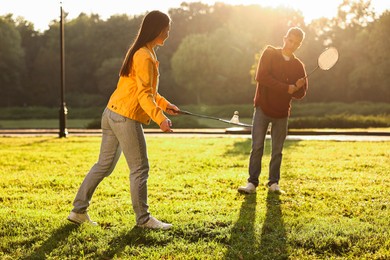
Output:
[64, 13, 143, 105]
[95, 57, 122, 97]
[171, 4, 307, 105]
[159, 2, 230, 104]
[15, 17, 45, 105]
[171, 33, 209, 104]
[348, 11, 390, 102]
[367, 11, 390, 102]
[336, 0, 375, 29]
[299, 0, 385, 103]
[27, 27, 61, 106]
[64, 13, 103, 94]
[0, 15, 25, 106]
[0, 2, 388, 107]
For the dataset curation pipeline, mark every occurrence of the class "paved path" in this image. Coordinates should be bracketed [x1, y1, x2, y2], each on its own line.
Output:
[0, 128, 389, 141]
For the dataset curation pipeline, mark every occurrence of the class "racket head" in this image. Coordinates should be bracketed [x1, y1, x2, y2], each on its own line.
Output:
[318, 47, 339, 71]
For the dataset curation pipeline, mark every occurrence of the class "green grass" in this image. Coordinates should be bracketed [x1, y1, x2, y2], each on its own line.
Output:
[0, 136, 389, 259]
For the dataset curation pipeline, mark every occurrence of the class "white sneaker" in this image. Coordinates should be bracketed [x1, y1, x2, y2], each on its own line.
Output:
[67, 211, 97, 226]
[238, 182, 256, 194]
[138, 216, 172, 230]
[268, 183, 285, 194]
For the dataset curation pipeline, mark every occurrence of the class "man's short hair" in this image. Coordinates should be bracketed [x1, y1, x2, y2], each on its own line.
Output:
[286, 27, 305, 40]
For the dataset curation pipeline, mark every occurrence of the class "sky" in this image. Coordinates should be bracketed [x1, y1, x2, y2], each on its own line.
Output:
[0, 0, 388, 32]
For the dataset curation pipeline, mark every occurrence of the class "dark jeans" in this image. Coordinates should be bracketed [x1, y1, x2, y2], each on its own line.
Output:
[248, 107, 288, 187]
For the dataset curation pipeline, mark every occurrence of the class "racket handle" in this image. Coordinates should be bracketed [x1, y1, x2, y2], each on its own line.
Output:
[176, 110, 190, 115]
[166, 108, 184, 115]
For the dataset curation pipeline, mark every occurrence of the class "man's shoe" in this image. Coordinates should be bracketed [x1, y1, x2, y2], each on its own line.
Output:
[238, 182, 256, 194]
[67, 211, 97, 226]
[138, 216, 172, 230]
[268, 183, 285, 194]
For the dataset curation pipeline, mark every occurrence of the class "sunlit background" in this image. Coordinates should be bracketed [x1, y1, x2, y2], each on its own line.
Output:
[0, 0, 389, 129]
[0, 0, 388, 31]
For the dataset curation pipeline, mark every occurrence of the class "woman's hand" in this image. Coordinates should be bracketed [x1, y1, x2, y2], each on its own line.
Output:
[160, 119, 173, 132]
[166, 103, 180, 115]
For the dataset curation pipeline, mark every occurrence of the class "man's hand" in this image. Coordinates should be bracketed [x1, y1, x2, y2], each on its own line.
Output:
[160, 119, 173, 132]
[288, 84, 297, 94]
[295, 78, 306, 89]
[288, 78, 306, 94]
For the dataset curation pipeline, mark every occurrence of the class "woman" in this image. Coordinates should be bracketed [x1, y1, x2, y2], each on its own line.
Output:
[67, 10, 179, 230]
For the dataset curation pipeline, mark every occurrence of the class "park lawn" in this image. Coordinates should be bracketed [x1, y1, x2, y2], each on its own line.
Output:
[0, 136, 389, 259]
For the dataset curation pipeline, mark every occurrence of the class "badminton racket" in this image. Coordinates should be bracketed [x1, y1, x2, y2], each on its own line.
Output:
[305, 47, 339, 78]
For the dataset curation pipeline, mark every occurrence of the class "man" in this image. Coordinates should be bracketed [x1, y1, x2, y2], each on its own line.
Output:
[238, 27, 307, 194]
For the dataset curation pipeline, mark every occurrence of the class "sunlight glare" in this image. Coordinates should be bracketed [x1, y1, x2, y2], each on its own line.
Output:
[0, 0, 388, 32]
[203, 0, 343, 23]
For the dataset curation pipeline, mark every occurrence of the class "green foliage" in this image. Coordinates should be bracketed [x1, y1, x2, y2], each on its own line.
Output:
[0, 102, 389, 129]
[94, 57, 122, 97]
[0, 137, 389, 259]
[171, 4, 306, 105]
[0, 119, 92, 129]
[171, 27, 254, 104]
[305, 3, 389, 103]
[171, 33, 210, 104]
[0, 106, 104, 120]
[0, 15, 25, 106]
[0, 1, 389, 107]
[289, 114, 390, 128]
[291, 101, 390, 116]
[65, 93, 107, 107]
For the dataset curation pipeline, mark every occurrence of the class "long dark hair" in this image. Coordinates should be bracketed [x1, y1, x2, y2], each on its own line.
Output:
[119, 10, 171, 77]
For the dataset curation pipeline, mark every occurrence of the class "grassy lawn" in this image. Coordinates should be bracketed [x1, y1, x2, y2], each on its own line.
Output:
[0, 136, 389, 259]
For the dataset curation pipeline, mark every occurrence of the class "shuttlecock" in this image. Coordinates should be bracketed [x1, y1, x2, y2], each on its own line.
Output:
[230, 111, 240, 124]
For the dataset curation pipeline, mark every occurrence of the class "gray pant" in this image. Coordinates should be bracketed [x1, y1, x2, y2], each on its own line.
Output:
[248, 107, 288, 187]
[72, 108, 150, 225]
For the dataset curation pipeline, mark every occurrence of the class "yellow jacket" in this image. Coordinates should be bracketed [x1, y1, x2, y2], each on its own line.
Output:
[107, 46, 169, 126]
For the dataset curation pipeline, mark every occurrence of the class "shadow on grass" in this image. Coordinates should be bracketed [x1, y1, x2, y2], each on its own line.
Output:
[23, 223, 78, 260]
[225, 193, 257, 259]
[225, 138, 300, 158]
[100, 226, 172, 259]
[223, 137, 295, 259]
[258, 192, 288, 260]
[225, 192, 288, 260]
[19, 138, 56, 147]
[224, 138, 252, 158]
